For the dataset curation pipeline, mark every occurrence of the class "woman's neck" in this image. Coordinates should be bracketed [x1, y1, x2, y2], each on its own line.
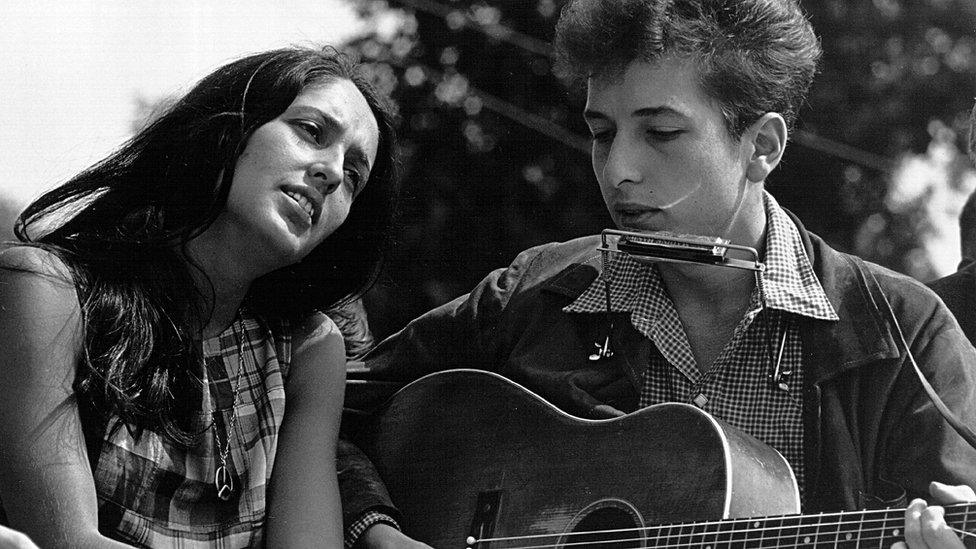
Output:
[183, 238, 256, 338]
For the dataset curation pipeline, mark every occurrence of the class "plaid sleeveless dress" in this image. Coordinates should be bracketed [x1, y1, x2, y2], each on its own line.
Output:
[93, 314, 292, 547]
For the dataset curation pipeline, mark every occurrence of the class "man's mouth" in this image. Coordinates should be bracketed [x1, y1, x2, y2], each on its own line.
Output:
[615, 206, 663, 229]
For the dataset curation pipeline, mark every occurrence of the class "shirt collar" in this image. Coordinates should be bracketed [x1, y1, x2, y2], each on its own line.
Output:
[563, 191, 839, 322]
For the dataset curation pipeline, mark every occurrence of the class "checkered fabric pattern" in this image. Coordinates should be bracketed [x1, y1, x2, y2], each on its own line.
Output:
[564, 192, 838, 503]
[345, 511, 401, 548]
[93, 312, 293, 547]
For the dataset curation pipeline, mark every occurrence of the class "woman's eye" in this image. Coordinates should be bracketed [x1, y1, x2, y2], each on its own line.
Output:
[296, 121, 322, 142]
[344, 168, 363, 192]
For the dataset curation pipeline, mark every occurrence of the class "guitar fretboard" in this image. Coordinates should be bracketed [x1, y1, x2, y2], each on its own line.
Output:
[473, 504, 976, 548]
[623, 505, 974, 548]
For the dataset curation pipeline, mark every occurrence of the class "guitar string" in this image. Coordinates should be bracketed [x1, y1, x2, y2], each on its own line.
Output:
[477, 522, 950, 549]
[484, 519, 961, 549]
[474, 505, 972, 541]
[952, 526, 976, 538]
[470, 505, 974, 547]
[478, 521, 957, 549]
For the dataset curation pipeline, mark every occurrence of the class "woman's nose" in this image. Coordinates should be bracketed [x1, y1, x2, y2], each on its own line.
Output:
[308, 159, 341, 196]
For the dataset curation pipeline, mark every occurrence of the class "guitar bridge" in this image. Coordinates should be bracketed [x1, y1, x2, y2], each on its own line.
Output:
[466, 491, 501, 548]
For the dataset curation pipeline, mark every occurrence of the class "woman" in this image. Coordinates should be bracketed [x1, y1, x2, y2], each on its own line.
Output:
[0, 47, 399, 547]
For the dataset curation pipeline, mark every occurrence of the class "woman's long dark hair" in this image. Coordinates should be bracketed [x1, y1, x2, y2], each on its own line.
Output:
[15, 47, 400, 445]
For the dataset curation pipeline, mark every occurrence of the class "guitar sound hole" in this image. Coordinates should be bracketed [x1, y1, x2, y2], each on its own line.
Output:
[568, 507, 640, 548]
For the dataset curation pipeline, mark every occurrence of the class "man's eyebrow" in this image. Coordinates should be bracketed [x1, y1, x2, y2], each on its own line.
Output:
[583, 105, 687, 121]
[633, 106, 686, 118]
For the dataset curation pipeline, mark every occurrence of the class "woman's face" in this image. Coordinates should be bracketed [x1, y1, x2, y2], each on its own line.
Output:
[212, 77, 380, 273]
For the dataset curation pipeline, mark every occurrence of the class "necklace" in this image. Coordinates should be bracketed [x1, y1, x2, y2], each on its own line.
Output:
[212, 314, 249, 501]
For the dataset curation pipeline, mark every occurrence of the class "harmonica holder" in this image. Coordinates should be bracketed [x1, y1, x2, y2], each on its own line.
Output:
[589, 229, 766, 362]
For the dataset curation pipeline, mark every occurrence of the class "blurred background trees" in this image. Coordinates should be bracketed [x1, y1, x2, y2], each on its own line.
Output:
[345, 0, 976, 338]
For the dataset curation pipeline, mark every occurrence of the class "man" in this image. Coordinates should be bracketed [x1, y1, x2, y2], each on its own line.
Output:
[342, 1, 976, 547]
[929, 102, 976, 345]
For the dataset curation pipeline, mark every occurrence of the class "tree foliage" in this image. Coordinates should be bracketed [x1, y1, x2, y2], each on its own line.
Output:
[345, 0, 976, 337]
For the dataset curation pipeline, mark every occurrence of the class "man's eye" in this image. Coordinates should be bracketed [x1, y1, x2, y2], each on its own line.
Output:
[647, 129, 682, 141]
[589, 130, 614, 144]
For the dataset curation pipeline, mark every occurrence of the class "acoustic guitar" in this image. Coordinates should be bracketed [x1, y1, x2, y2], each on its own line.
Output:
[354, 369, 976, 548]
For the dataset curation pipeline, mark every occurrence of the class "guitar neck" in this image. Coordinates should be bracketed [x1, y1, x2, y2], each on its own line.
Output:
[638, 504, 976, 547]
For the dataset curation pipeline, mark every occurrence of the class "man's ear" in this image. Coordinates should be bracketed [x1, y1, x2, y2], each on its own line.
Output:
[744, 112, 788, 183]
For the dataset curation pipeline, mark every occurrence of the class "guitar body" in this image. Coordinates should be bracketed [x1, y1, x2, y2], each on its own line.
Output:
[355, 369, 800, 548]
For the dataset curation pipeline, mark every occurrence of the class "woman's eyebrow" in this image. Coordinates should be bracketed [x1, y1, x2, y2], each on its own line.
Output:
[348, 148, 372, 176]
[287, 105, 345, 132]
[287, 104, 374, 171]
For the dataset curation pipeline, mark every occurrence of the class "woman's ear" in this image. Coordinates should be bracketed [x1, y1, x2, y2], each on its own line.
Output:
[744, 112, 788, 183]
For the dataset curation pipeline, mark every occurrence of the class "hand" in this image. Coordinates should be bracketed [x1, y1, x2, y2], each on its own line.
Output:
[0, 526, 38, 549]
[892, 481, 976, 549]
[359, 523, 434, 549]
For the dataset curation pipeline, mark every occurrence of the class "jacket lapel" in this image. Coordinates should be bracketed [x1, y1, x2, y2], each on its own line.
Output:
[542, 250, 652, 396]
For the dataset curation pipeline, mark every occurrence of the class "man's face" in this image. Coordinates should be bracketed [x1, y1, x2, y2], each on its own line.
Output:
[584, 57, 760, 239]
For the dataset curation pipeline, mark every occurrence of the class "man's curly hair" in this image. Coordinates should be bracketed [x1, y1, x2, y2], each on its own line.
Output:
[553, 0, 822, 138]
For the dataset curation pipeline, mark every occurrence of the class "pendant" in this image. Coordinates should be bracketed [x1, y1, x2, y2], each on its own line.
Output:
[215, 465, 234, 501]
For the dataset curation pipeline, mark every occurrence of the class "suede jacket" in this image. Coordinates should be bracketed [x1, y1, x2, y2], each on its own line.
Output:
[340, 214, 976, 527]
[929, 260, 976, 347]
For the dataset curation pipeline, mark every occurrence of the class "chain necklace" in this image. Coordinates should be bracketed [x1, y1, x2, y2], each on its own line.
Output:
[212, 314, 249, 501]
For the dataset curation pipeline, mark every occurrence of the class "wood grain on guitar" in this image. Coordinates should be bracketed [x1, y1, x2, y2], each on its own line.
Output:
[354, 369, 976, 548]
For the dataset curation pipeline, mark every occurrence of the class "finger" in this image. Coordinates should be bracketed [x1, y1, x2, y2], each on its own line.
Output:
[930, 481, 976, 505]
[904, 498, 929, 549]
[591, 404, 626, 418]
[0, 528, 36, 549]
[919, 505, 965, 549]
[892, 542, 908, 549]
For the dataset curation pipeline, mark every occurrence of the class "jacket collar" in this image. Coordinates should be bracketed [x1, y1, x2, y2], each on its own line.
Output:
[787, 210, 900, 382]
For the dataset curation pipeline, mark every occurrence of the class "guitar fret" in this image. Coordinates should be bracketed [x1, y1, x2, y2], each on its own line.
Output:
[731, 517, 751, 546]
[794, 512, 823, 547]
[688, 520, 708, 547]
[663, 521, 675, 547]
[758, 515, 783, 548]
[827, 510, 842, 548]
[677, 521, 693, 547]
[877, 509, 889, 549]
[833, 509, 864, 548]
[646, 521, 664, 548]
[702, 518, 721, 549]
[876, 510, 899, 545]
[771, 514, 801, 547]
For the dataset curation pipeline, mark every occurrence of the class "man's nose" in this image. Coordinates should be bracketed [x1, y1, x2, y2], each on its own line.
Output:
[603, 135, 643, 188]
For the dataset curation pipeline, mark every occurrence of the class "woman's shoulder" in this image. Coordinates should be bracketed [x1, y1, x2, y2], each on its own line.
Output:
[0, 245, 78, 307]
[290, 312, 342, 349]
[0, 245, 83, 384]
[0, 244, 72, 277]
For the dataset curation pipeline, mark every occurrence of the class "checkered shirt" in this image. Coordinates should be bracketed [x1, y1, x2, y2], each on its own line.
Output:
[564, 192, 838, 503]
[345, 511, 401, 548]
[93, 312, 293, 547]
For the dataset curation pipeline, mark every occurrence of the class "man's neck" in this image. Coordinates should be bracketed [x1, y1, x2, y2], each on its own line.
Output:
[654, 199, 769, 370]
